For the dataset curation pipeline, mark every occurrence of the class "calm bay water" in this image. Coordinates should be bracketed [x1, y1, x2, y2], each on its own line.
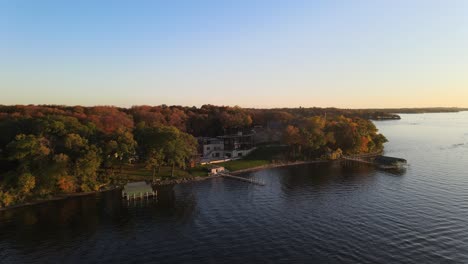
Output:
[1, 112, 468, 263]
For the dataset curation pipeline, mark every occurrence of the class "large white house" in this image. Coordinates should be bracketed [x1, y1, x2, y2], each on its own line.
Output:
[198, 131, 255, 163]
[199, 137, 225, 160]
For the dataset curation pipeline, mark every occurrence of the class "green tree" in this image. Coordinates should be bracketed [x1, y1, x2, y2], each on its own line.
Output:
[145, 149, 165, 181]
[136, 125, 197, 178]
[283, 125, 301, 158]
[0, 190, 14, 208]
[102, 128, 137, 174]
[64, 133, 88, 152]
[74, 146, 102, 191]
[7, 134, 51, 169]
[6, 134, 51, 194]
[300, 116, 327, 156]
[17, 173, 36, 195]
[164, 130, 197, 177]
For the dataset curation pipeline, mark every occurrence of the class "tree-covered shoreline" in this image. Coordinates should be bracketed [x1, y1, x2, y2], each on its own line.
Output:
[0, 105, 388, 208]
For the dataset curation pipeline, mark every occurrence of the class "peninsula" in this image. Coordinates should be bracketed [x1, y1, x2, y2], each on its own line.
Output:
[1, 104, 392, 208]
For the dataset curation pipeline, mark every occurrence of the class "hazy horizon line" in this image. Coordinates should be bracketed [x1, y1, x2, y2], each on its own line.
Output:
[2, 103, 467, 110]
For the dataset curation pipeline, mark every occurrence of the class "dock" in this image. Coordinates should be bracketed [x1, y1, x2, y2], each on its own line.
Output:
[219, 173, 265, 186]
[122, 191, 157, 200]
[122, 181, 157, 200]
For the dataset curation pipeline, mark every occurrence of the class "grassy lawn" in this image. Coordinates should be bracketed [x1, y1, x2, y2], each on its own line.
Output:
[117, 145, 288, 181]
[118, 164, 209, 182]
[219, 145, 288, 171]
[218, 159, 270, 171]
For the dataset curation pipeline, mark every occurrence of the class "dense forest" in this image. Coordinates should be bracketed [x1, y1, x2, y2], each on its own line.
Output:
[0, 105, 388, 208]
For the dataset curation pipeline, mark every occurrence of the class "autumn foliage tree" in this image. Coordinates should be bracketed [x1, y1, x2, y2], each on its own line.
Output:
[282, 115, 386, 159]
[283, 125, 301, 158]
[17, 173, 36, 198]
[57, 175, 76, 193]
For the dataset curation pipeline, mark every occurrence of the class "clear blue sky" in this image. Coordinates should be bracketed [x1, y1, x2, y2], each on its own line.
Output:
[2, 0, 468, 108]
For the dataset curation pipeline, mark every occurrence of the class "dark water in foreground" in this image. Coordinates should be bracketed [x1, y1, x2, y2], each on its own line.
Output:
[1, 113, 468, 263]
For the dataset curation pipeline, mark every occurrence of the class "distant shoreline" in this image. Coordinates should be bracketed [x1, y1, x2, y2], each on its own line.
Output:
[371, 108, 468, 114]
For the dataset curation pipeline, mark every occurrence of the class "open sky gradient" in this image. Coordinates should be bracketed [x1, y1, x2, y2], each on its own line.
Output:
[2, 0, 468, 108]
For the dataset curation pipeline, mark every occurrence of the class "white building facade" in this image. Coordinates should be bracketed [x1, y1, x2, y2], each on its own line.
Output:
[198, 132, 256, 163]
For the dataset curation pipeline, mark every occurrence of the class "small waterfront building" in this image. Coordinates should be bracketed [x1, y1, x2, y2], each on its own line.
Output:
[209, 166, 225, 174]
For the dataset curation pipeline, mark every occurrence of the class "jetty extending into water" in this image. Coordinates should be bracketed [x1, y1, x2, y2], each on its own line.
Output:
[343, 154, 407, 169]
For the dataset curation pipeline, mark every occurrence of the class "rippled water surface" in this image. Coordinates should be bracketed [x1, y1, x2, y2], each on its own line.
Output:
[1, 112, 468, 263]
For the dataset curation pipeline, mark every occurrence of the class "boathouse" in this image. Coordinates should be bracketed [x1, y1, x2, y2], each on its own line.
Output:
[209, 166, 225, 175]
[122, 181, 156, 200]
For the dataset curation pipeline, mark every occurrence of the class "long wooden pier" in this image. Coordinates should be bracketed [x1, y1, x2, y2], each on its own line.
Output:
[219, 173, 265, 186]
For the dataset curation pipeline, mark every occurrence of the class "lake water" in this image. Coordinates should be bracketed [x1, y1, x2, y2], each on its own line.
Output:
[1, 112, 468, 263]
